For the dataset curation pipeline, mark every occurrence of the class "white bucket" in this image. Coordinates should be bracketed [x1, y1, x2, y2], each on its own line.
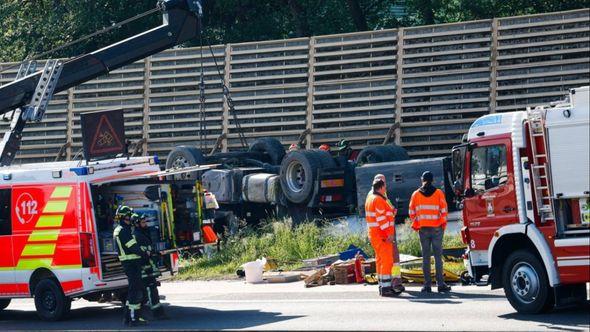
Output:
[243, 259, 265, 283]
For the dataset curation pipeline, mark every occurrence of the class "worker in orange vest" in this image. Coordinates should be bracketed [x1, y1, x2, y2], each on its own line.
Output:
[409, 171, 452, 293]
[365, 179, 404, 296]
[367, 174, 404, 292]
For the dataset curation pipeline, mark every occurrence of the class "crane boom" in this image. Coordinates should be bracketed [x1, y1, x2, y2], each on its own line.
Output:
[0, 0, 202, 166]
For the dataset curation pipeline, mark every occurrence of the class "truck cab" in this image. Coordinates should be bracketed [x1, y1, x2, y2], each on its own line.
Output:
[452, 86, 590, 313]
[0, 156, 217, 320]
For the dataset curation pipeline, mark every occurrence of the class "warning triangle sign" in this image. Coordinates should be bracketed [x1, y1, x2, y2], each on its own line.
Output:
[90, 114, 125, 154]
[81, 109, 126, 160]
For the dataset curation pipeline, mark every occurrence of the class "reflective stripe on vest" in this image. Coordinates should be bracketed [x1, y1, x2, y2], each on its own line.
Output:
[416, 204, 439, 211]
[416, 214, 440, 221]
[114, 227, 141, 262]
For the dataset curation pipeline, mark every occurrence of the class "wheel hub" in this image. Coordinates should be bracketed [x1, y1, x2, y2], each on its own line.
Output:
[511, 262, 540, 303]
[42, 290, 56, 311]
[286, 162, 305, 193]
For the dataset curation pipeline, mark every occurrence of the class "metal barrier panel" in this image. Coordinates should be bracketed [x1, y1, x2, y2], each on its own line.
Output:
[0, 9, 588, 163]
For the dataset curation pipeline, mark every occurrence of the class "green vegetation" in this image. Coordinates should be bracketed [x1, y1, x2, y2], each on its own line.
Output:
[396, 222, 464, 258]
[177, 218, 465, 280]
[1, 0, 587, 62]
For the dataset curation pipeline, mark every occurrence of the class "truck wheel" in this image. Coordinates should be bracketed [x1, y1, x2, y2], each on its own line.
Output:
[356, 145, 409, 166]
[34, 279, 71, 321]
[249, 137, 285, 165]
[502, 250, 553, 314]
[280, 150, 336, 204]
[165, 146, 206, 180]
[0, 299, 10, 310]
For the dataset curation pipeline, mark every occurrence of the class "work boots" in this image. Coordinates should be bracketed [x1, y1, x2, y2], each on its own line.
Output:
[379, 286, 401, 297]
[438, 284, 452, 293]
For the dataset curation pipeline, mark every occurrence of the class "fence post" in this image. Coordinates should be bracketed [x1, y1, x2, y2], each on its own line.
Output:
[305, 37, 316, 149]
[66, 88, 74, 160]
[222, 44, 231, 152]
[489, 18, 499, 114]
[394, 28, 404, 146]
[142, 57, 151, 155]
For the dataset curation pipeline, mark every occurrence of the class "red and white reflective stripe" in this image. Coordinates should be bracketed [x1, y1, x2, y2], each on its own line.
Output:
[416, 214, 439, 221]
[366, 212, 376, 217]
[416, 204, 439, 211]
[376, 216, 387, 222]
[386, 211, 394, 216]
[379, 223, 390, 230]
[408, 209, 415, 215]
[367, 222, 379, 228]
[440, 208, 447, 213]
[376, 208, 385, 214]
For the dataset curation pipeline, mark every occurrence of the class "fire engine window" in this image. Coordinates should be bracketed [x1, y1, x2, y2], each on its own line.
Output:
[0, 189, 11, 235]
[470, 145, 508, 193]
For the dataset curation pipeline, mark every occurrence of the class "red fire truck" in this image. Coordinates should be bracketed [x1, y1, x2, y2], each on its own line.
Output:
[0, 157, 216, 320]
[453, 86, 590, 313]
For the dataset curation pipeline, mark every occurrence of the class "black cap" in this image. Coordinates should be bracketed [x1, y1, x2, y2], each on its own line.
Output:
[421, 171, 433, 182]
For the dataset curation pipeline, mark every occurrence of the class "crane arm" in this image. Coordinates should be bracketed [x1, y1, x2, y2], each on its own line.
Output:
[0, 0, 201, 116]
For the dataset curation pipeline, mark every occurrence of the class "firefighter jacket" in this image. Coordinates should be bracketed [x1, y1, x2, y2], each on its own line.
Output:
[134, 227, 161, 279]
[365, 193, 396, 241]
[408, 186, 448, 230]
[114, 222, 145, 262]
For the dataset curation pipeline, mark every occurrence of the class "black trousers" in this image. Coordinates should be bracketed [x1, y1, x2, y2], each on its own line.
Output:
[122, 260, 145, 309]
[143, 276, 161, 309]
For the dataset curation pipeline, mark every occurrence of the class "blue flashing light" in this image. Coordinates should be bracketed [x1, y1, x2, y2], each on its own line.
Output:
[153, 155, 160, 165]
[70, 167, 89, 176]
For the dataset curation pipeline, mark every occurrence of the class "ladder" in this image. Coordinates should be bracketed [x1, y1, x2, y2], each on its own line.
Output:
[527, 106, 555, 223]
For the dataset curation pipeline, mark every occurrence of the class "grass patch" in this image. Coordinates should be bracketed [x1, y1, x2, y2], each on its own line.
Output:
[177, 219, 465, 280]
[397, 221, 464, 257]
[177, 219, 372, 280]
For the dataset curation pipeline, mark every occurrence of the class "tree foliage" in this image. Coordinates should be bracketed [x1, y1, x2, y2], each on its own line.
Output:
[0, 0, 587, 63]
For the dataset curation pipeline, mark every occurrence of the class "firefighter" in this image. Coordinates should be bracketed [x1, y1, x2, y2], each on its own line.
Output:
[133, 213, 169, 320]
[409, 171, 452, 293]
[365, 179, 403, 297]
[114, 206, 149, 326]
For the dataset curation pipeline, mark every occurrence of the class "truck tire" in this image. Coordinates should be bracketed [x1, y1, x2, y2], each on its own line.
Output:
[34, 279, 71, 321]
[280, 150, 336, 204]
[165, 146, 206, 180]
[356, 145, 409, 166]
[502, 250, 553, 314]
[249, 137, 285, 165]
[0, 299, 10, 310]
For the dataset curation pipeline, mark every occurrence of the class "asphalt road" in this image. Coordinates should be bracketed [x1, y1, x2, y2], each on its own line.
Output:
[1, 281, 589, 331]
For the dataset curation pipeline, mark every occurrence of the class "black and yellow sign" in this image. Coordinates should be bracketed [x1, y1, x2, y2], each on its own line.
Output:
[81, 109, 125, 161]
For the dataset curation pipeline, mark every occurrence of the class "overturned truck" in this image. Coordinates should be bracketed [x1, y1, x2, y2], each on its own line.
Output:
[165, 139, 457, 226]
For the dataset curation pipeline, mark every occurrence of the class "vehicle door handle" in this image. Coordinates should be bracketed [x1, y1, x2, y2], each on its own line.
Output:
[503, 206, 515, 213]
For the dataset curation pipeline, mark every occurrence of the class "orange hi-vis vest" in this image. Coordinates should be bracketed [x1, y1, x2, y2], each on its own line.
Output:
[408, 188, 448, 229]
[365, 193, 396, 239]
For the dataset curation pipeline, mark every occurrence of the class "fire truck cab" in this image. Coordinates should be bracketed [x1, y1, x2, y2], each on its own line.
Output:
[453, 86, 590, 314]
[0, 155, 216, 320]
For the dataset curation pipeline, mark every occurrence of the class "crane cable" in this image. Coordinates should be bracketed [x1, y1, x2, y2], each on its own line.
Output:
[207, 42, 248, 149]
[197, 5, 207, 152]
[0, 6, 160, 76]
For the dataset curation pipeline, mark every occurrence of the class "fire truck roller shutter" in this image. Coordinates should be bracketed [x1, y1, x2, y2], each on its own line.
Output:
[280, 150, 336, 204]
[248, 137, 286, 166]
[165, 146, 206, 180]
[356, 145, 409, 166]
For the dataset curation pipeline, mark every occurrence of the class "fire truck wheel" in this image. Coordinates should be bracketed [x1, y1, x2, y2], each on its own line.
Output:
[355, 145, 409, 166]
[280, 150, 336, 204]
[502, 250, 553, 314]
[249, 137, 286, 165]
[0, 299, 10, 310]
[166, 146, 206, 180]
[34, 279, 71, 321]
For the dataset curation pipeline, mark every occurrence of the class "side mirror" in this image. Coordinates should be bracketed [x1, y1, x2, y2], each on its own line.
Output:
[464, 188, 475, 198]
